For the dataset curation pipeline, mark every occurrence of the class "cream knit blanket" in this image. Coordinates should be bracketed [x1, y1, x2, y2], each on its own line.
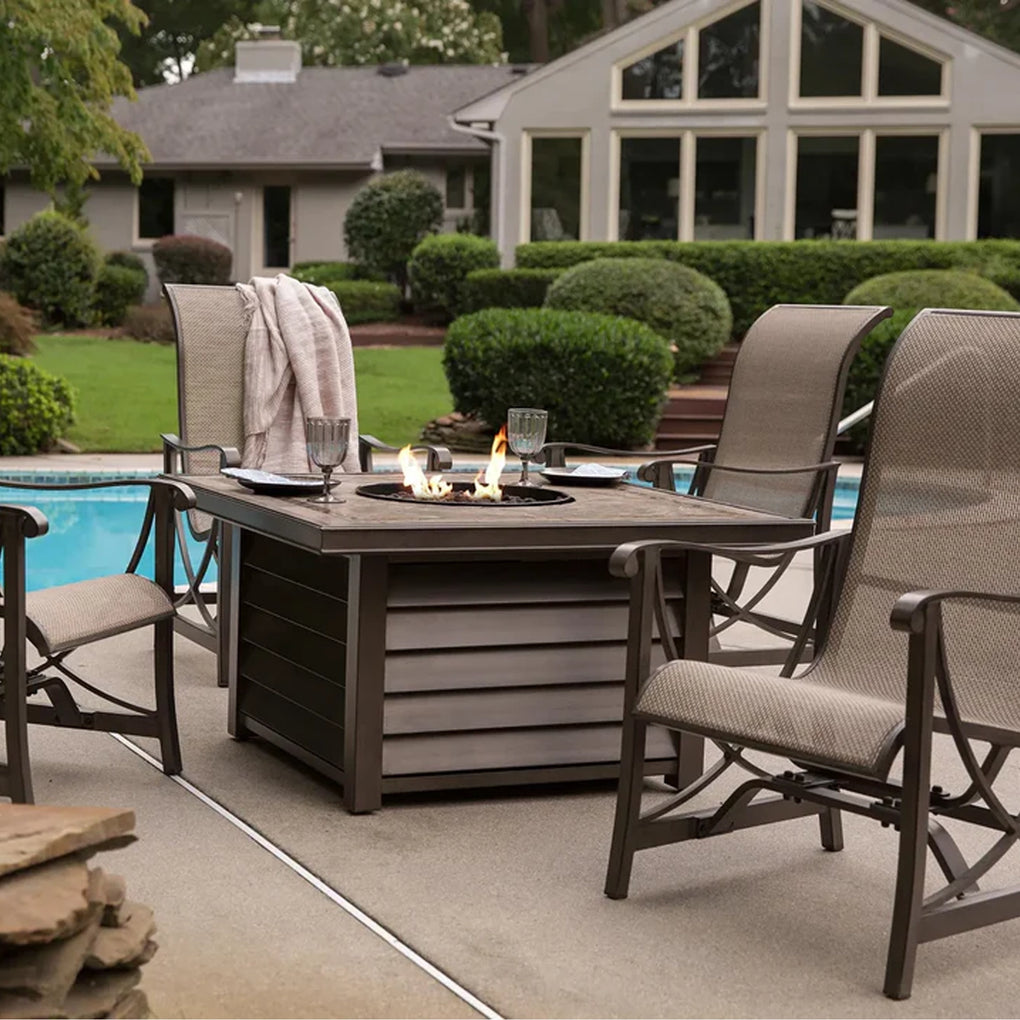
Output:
[237, 274, 360, 474]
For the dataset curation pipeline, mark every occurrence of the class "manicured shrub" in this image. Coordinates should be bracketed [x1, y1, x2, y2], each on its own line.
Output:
[0, 210, 100, 326]
[516, 239, 1020, 337]
[104, 251, 149, 289]
[0, 293, 36, 356]
[152, 234, 232, 286]
[123, 301, 176, 344]
[443, 308, 673, 447]
[92, 265, 148, 326]
[544, 257, 732, 379]
[0, 356, 75, 455]
[322, 280, 402, 324]
[408, 234, 500, 322]
[843, 269, 1020, 311]
[290, 261, 363, 285]
[459, 268, 564, 313]
[343, 170, 444, 292]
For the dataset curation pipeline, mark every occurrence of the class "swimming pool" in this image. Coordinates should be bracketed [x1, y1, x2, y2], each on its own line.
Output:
[0, 468, 861, 591]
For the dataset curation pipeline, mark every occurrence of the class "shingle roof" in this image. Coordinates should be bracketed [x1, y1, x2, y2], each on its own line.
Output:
[102, 64, 525, 169]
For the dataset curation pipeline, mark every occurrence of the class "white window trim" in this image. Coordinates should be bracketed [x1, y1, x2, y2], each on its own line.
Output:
[785, 127, 948, 241]
[133, 177, 175, 247]
[610, 129, 765, 242]
[612, 0, 769, 113]
[520, 130, 590, 245]
[968, 127, 1020, 240]
[790, 0, 949, 110]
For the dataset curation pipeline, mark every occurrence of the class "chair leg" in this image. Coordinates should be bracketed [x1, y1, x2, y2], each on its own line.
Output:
[819, 807, 844, 851]
[605, 717, 650, 900]
[153, 618, 182, 775]
[2, 686, 33, 804]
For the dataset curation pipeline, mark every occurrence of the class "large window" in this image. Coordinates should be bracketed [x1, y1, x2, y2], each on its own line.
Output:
[873, 136, 938, 239]
[263, 185, 291, 267]
[446, 165, 468, 209]
[622, 39, 683, 100]
[799, 2, 863, 97]
[978, 134, 1020, 239]
[695, 137, 757, 240]
[697, 2, 760, 99]
[618, 137, 681, 241]
[138, 178, 174, 239]
[529, 136, 583, 242]
[794, 136, 859, 239]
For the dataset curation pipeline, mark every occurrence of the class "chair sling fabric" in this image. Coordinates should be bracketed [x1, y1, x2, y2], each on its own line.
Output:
[605, 309, 1020, 999]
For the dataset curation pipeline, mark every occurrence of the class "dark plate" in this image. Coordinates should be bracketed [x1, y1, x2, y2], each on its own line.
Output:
[355, 481, 574, 506]
[223, 471, 342, 497]
[538, 467, 627, 488]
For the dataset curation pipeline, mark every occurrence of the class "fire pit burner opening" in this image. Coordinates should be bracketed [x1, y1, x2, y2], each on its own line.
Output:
[355, 481, 574, 507]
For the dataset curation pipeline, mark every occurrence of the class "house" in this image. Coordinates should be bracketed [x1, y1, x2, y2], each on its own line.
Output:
[0, 34, 527, 290]
[451, 0, 1020, 264]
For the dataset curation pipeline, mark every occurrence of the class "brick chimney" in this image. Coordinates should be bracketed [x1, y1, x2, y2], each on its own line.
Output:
[234, 27, 302, 83]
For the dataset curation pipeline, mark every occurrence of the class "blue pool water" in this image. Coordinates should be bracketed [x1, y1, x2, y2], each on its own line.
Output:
[1, 469, 861, 591]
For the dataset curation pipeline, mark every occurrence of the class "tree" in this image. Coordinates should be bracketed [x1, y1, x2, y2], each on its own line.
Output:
[908, 0, 1020, 53]
[0, 0, 149, 194]
[196, 0, 503, 72]
[115, 0, 262, 85]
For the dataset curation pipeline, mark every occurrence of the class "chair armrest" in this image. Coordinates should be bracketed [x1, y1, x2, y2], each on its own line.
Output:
[890, 588, 1020, 634]
[358, 435, 452, 472]
[0, 476, 197, 513]
[609, 531, 848, 579]
[162, 433, 241, 470]
[0, 503, 49, 538]
[540, 442, 716, 470]
[691, 460, 841, 479]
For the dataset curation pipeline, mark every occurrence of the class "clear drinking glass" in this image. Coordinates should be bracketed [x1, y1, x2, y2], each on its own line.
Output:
[507, 407, 548, 487]
[305, 417, 350, 503]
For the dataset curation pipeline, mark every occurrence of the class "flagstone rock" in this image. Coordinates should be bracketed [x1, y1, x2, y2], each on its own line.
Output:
[61, 967, 141, 1019]
[0, 857, 92, 946]
[99, 875, 126, 929]
[0, 808, 135, 879]
[84, 904, 155, 971]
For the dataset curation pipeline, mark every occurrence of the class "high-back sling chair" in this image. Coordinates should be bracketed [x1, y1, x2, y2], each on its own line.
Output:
[542, 303, 891, 669]
[604, 308, 1020, 999]
[162, 283, 450, 656]
[1, 477, 194, 802]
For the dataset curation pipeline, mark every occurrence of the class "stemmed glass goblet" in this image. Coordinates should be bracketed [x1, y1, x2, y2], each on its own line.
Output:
[305, 417, 350, 504]
[507, 407, 548, 487]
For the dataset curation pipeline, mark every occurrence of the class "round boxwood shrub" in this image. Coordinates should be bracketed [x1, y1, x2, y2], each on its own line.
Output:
[844, 269, 1020, 312]
[290, 261, 361, 285]
[443, 307, 673, 448]
[0, 210, 100, 326]
[0, 292, 36, 355]
[460, 268, 564, 313]
[0, 356, 75, 455]
[343, 170, 443, 293]
[408, 233, 500, 322]
[544, 257, 732, 379]
[104, 251, 149, 289]
[322, 280, 402, 324]
[92, 264, 148, 326]
[152, 234, 232, 286]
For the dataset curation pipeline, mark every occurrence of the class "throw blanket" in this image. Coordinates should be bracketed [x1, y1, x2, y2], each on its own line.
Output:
[237, 274, 360, 474]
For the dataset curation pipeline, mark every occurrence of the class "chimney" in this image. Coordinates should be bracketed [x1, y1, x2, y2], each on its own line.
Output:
[234, 27, 302, 83]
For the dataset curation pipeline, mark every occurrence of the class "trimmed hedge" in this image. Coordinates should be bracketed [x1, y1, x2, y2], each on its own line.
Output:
[516, 240, 1020, 337]
[152, 234, 232, 286]
[460, 268, 564, 313]
[92, 265, 148, 326]
[290, 261, 364, 285]
[323, 280, 402, 324]
[0, 356, 76, 455]
[0, 292, 36, 356]
[843, 269, 1020, 311]
[408, 233, 500, 322]
[443, 307, 672, 448]
[0, 210, 100, 326]
[104, 251, 149, 289]
[544, 257, 732, 379]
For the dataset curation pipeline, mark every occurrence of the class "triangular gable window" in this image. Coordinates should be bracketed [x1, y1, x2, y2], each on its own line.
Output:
[878, 36, 942, 96]
[799, 1, 863, 97]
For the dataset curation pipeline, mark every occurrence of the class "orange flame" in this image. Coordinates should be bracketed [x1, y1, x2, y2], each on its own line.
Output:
[470, 426, 507, 502]
[398, 445, 453, 500]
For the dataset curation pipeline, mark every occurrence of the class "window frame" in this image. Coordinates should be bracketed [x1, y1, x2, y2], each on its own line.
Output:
[520, 130, 591, 244]
[445, 164, 471, 212]
[134, 176, 176, 245]
[789, 0, 950, 109]
[611, 0, 769, 112]
[968, 127, 1020, 240]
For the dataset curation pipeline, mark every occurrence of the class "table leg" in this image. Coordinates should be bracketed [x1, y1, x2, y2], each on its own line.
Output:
[672, 550, 711, 787]
[220, 523, 246, 739]
[343, 555, 388, 813]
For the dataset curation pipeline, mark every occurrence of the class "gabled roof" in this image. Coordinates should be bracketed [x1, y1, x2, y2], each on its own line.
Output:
[99, 64, 527, 170]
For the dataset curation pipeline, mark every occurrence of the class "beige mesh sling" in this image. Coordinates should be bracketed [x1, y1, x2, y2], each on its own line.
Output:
[604, 308, 1020, 999]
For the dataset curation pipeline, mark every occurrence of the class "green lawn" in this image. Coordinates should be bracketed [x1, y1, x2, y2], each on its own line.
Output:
[32, 336, 452, 453]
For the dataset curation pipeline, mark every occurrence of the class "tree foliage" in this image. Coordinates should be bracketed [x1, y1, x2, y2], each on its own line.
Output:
[0, 0, 149, 193]
[908, 0, 1020, 53]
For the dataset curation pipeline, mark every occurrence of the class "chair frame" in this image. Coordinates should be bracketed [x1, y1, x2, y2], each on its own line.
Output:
[0, 477, 194, 803]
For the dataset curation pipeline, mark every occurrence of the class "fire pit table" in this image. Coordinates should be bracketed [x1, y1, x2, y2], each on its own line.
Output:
[179, 471, 812, 812]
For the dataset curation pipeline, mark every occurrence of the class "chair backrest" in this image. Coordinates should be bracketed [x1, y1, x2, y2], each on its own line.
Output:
[701, 303, 890, 517]
[821, 309, 1020, 734]
[165, 284, 248, 477]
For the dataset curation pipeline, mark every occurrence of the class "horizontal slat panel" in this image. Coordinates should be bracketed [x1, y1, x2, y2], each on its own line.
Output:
[239, 640, 344, 723]
[382, 724, 675, 775]
[238, 680, 344, 766]
[243, 532, 349, 597]
[239, 604, 344, 676]
[384, 683, 625, 734]
[242, 565, 347, 639]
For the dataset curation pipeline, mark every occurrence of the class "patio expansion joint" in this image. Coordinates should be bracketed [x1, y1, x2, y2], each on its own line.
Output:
[105, 732, 503, 1020]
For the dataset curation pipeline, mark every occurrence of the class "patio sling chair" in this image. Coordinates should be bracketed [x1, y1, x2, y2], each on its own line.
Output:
[162, 282, 451, 654]
[604, 308, 1020, 999]
[542, 303, 892, 669]
[1, 477, 194, 803]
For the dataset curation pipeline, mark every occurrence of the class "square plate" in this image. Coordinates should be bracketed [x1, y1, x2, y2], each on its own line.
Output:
[537, 466, 627, 488]
[221, 468, 341, 497]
